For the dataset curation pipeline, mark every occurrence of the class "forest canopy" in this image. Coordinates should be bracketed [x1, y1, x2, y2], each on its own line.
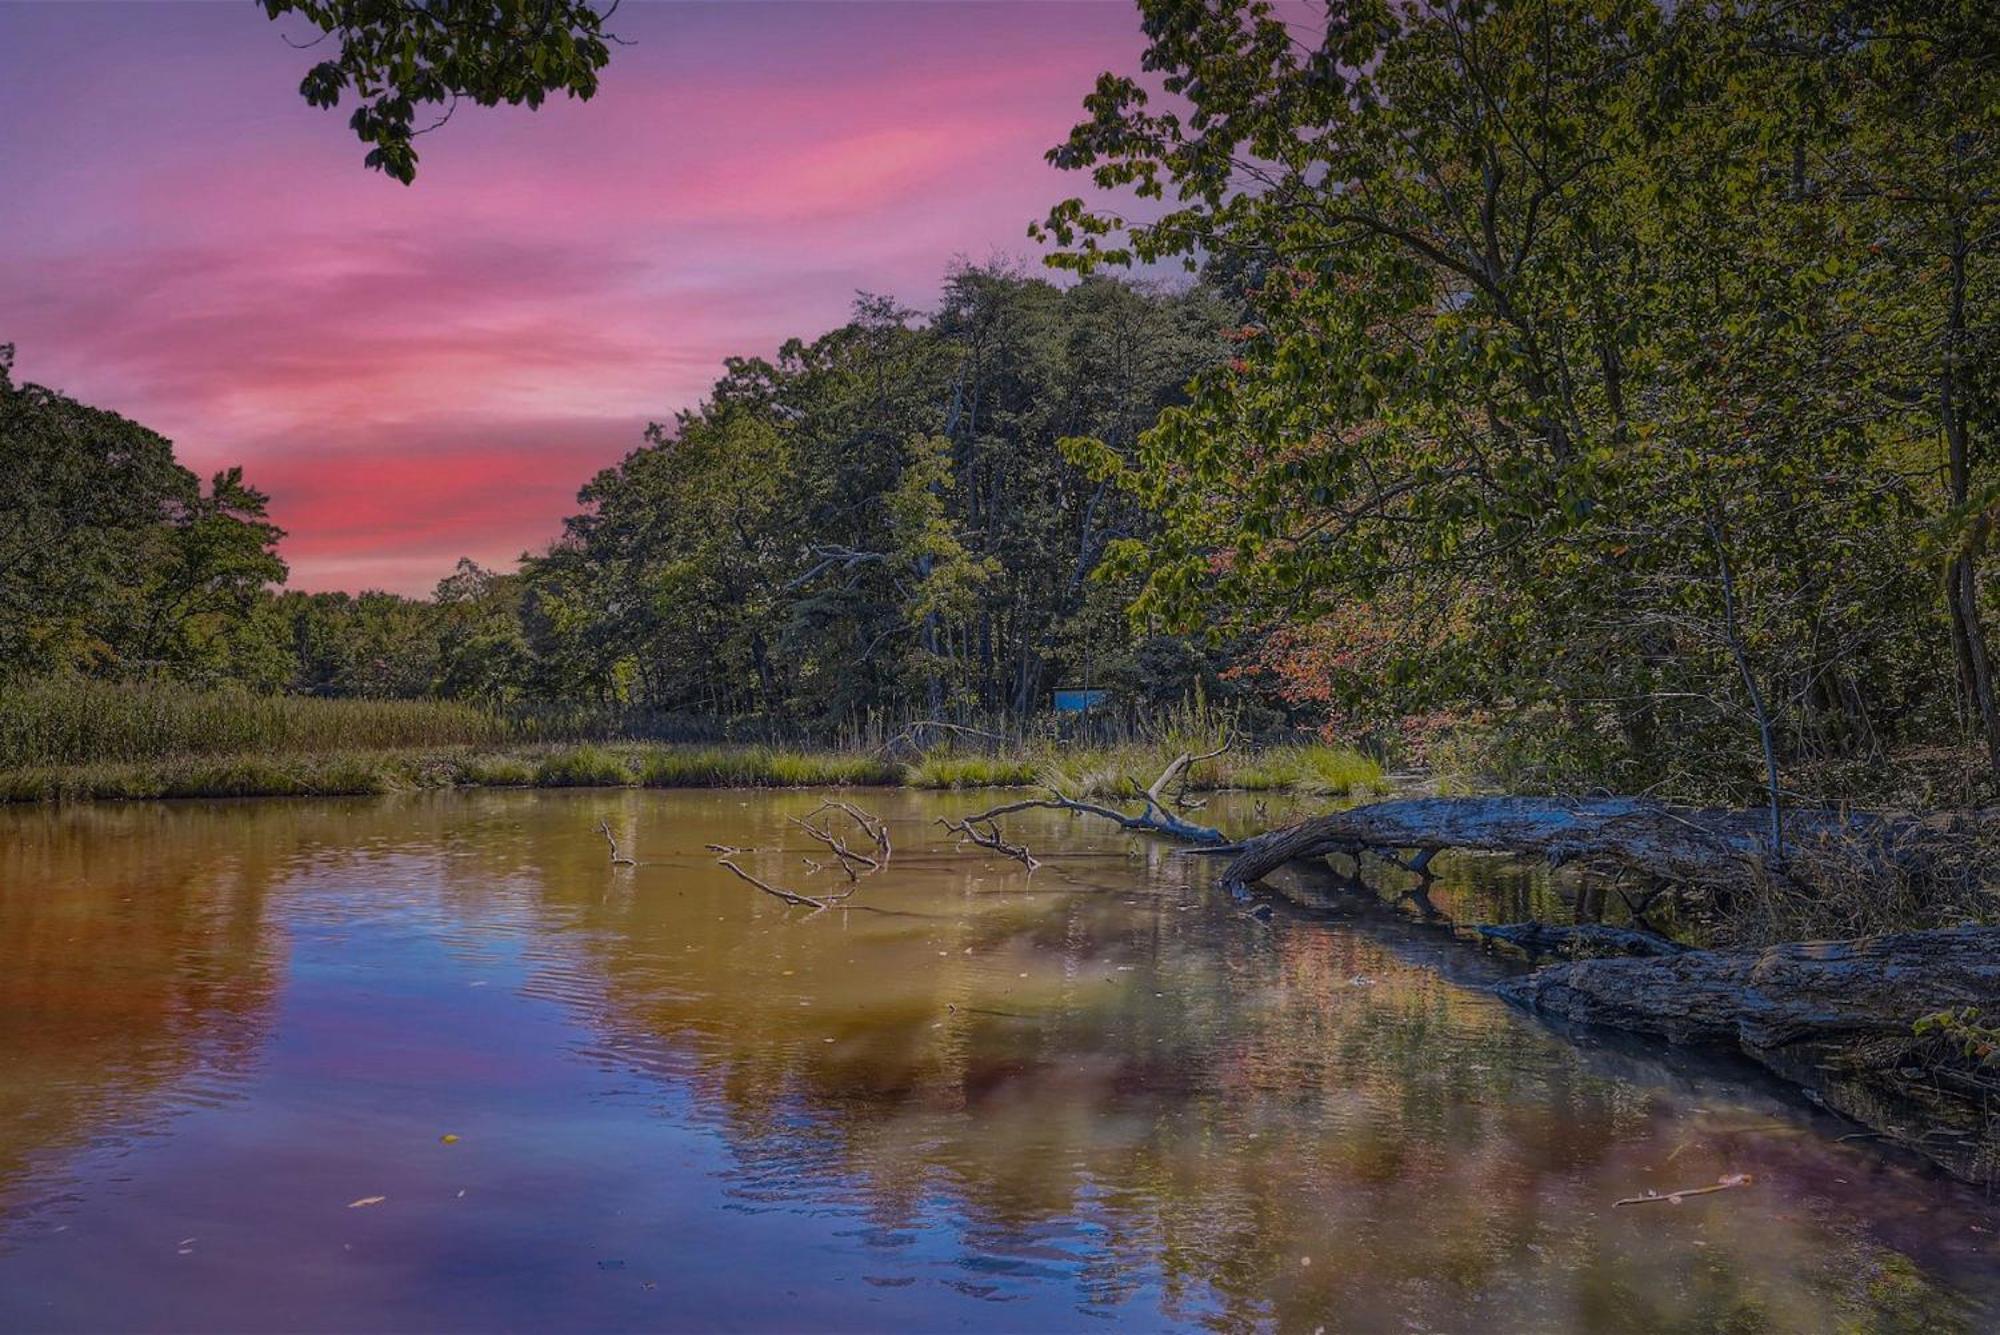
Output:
[0, 270, 1246, 726]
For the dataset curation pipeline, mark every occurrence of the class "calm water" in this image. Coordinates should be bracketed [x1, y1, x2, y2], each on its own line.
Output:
[1, 789, 1995, 1332]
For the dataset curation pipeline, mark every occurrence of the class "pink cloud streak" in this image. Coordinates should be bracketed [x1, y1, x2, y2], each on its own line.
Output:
[0, 2, 1144, 594]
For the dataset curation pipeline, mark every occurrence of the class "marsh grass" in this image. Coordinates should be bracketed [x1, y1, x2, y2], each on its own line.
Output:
[0, 681, 1387, 803]
[0, 679, 505, 767]
[906, 753, 1043, 788]
[533, 745, 636, 787]
[1228, 746, 1392, 795]
[1036, 742, 1387, 800]
[638, 747, 899, 787]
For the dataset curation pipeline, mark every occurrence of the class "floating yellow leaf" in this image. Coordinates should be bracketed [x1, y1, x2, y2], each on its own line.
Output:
[440, 1133, 460, 1145]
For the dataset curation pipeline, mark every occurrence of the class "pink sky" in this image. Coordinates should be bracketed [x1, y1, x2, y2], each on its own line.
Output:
[0, 1, 1146, 594]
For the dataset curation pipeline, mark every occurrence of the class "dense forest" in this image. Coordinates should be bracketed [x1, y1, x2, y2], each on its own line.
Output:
[1, 268, 1243, 727]
[6, 0, 2000, 813]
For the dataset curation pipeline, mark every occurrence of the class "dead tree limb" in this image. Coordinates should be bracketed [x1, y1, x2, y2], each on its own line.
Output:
[936, 815, 1041, 871]
[717, 857, 828, 909]
[950, 745, 1234, 848]
[718, 799, 889, 911]
[878, 720, 1011, 758]
[791, 816, 873, 879]
[785, 544, 886, 590]
[598, 820, 636, 866]
[807, 799, 892, 863]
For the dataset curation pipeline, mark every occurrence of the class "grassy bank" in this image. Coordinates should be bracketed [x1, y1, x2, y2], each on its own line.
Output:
[0, 739, 1385, 804]
[0, 679, 506, 766]
[0, 680, 1386, 803]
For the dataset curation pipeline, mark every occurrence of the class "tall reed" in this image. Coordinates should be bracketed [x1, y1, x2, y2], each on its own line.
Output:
[0, 679, 506, 767]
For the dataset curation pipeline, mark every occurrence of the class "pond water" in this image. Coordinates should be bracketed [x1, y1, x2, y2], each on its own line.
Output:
[1, 789, 1995, 1332]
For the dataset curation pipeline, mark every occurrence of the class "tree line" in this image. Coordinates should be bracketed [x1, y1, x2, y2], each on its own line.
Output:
[0, 269, 1248, 729]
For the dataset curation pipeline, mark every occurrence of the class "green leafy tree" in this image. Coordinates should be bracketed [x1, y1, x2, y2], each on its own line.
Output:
[266, 0, 619, 182]
[1037, 0, 1985, 803]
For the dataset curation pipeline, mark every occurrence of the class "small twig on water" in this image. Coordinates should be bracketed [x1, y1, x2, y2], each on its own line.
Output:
[716, 857, 827, 909]
[598, 820, 636, 866]
[1612, 1173, 1754, 1208]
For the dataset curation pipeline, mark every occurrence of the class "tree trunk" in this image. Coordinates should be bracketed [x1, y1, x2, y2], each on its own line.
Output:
[1942, 219, 2000, 775]
[1221, 795, 1969, 900]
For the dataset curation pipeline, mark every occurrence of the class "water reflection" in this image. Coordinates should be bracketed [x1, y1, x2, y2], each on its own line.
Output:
[0, 790, 1993, 1332]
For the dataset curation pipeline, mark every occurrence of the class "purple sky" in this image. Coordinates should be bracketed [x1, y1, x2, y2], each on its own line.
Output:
[0, 1, 1147, 593]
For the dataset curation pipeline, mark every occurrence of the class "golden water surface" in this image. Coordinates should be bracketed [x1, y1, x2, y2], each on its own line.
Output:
[0, 789, 1993, 1331]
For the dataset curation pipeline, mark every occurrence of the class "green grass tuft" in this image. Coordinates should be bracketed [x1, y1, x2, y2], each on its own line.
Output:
[636, 746, 899, 787]
[533, 746, 635, 788]
[907, 753, 1041, 788]
[1227, 745, 1389, 796]
[457, 754, 538, 786]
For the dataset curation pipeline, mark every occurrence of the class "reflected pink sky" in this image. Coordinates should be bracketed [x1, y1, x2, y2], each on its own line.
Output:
[0, 2, 1143, 593]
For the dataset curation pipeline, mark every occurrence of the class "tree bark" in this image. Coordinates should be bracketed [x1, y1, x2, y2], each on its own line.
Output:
[1942, 218, 2000, 775]
[1220, 795, 1966, 899]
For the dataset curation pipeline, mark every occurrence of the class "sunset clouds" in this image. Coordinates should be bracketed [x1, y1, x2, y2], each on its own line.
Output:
[0, 2, 1142, 593]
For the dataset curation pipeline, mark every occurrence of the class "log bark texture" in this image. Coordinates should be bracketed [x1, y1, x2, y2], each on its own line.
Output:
[1222, 795, 1968, 896]
[1499, 926, 2000, 1183]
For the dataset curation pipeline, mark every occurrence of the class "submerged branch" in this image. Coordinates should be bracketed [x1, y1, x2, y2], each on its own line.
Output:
[597, 820, 636, 865]
[717, 799, 889, 911]
[936, 815, 1040, 871]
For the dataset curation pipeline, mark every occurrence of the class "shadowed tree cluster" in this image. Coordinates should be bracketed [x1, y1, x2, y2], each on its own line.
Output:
[520, 267, 1240, 722]
[1035, 0, 2000, 805]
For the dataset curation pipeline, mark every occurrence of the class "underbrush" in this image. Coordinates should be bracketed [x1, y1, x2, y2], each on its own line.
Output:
[1710, 819, 1999, 947]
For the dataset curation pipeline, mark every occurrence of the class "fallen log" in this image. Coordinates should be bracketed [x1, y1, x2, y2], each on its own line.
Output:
[1499, 926, 2000, 1184]
[1222, 795, 1971, 900]
[942, 783, 1998, 1179]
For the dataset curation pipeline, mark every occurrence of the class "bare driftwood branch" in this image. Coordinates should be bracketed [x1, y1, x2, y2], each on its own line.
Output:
[1614, 1174, 1754, 1208]
[791, 816, 873, 879]
[935, 815, 1040, 871]
[951, 743, 1234, 849]
[716, 800, 889, 911]
[808, 799, 892, 861]
[790, 798, 892, 878]
[598, 820, 636, 866]
[1476, 922, 1690, 960]
[878, 719, 1011, 758]
[717, 857, 829, 909]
